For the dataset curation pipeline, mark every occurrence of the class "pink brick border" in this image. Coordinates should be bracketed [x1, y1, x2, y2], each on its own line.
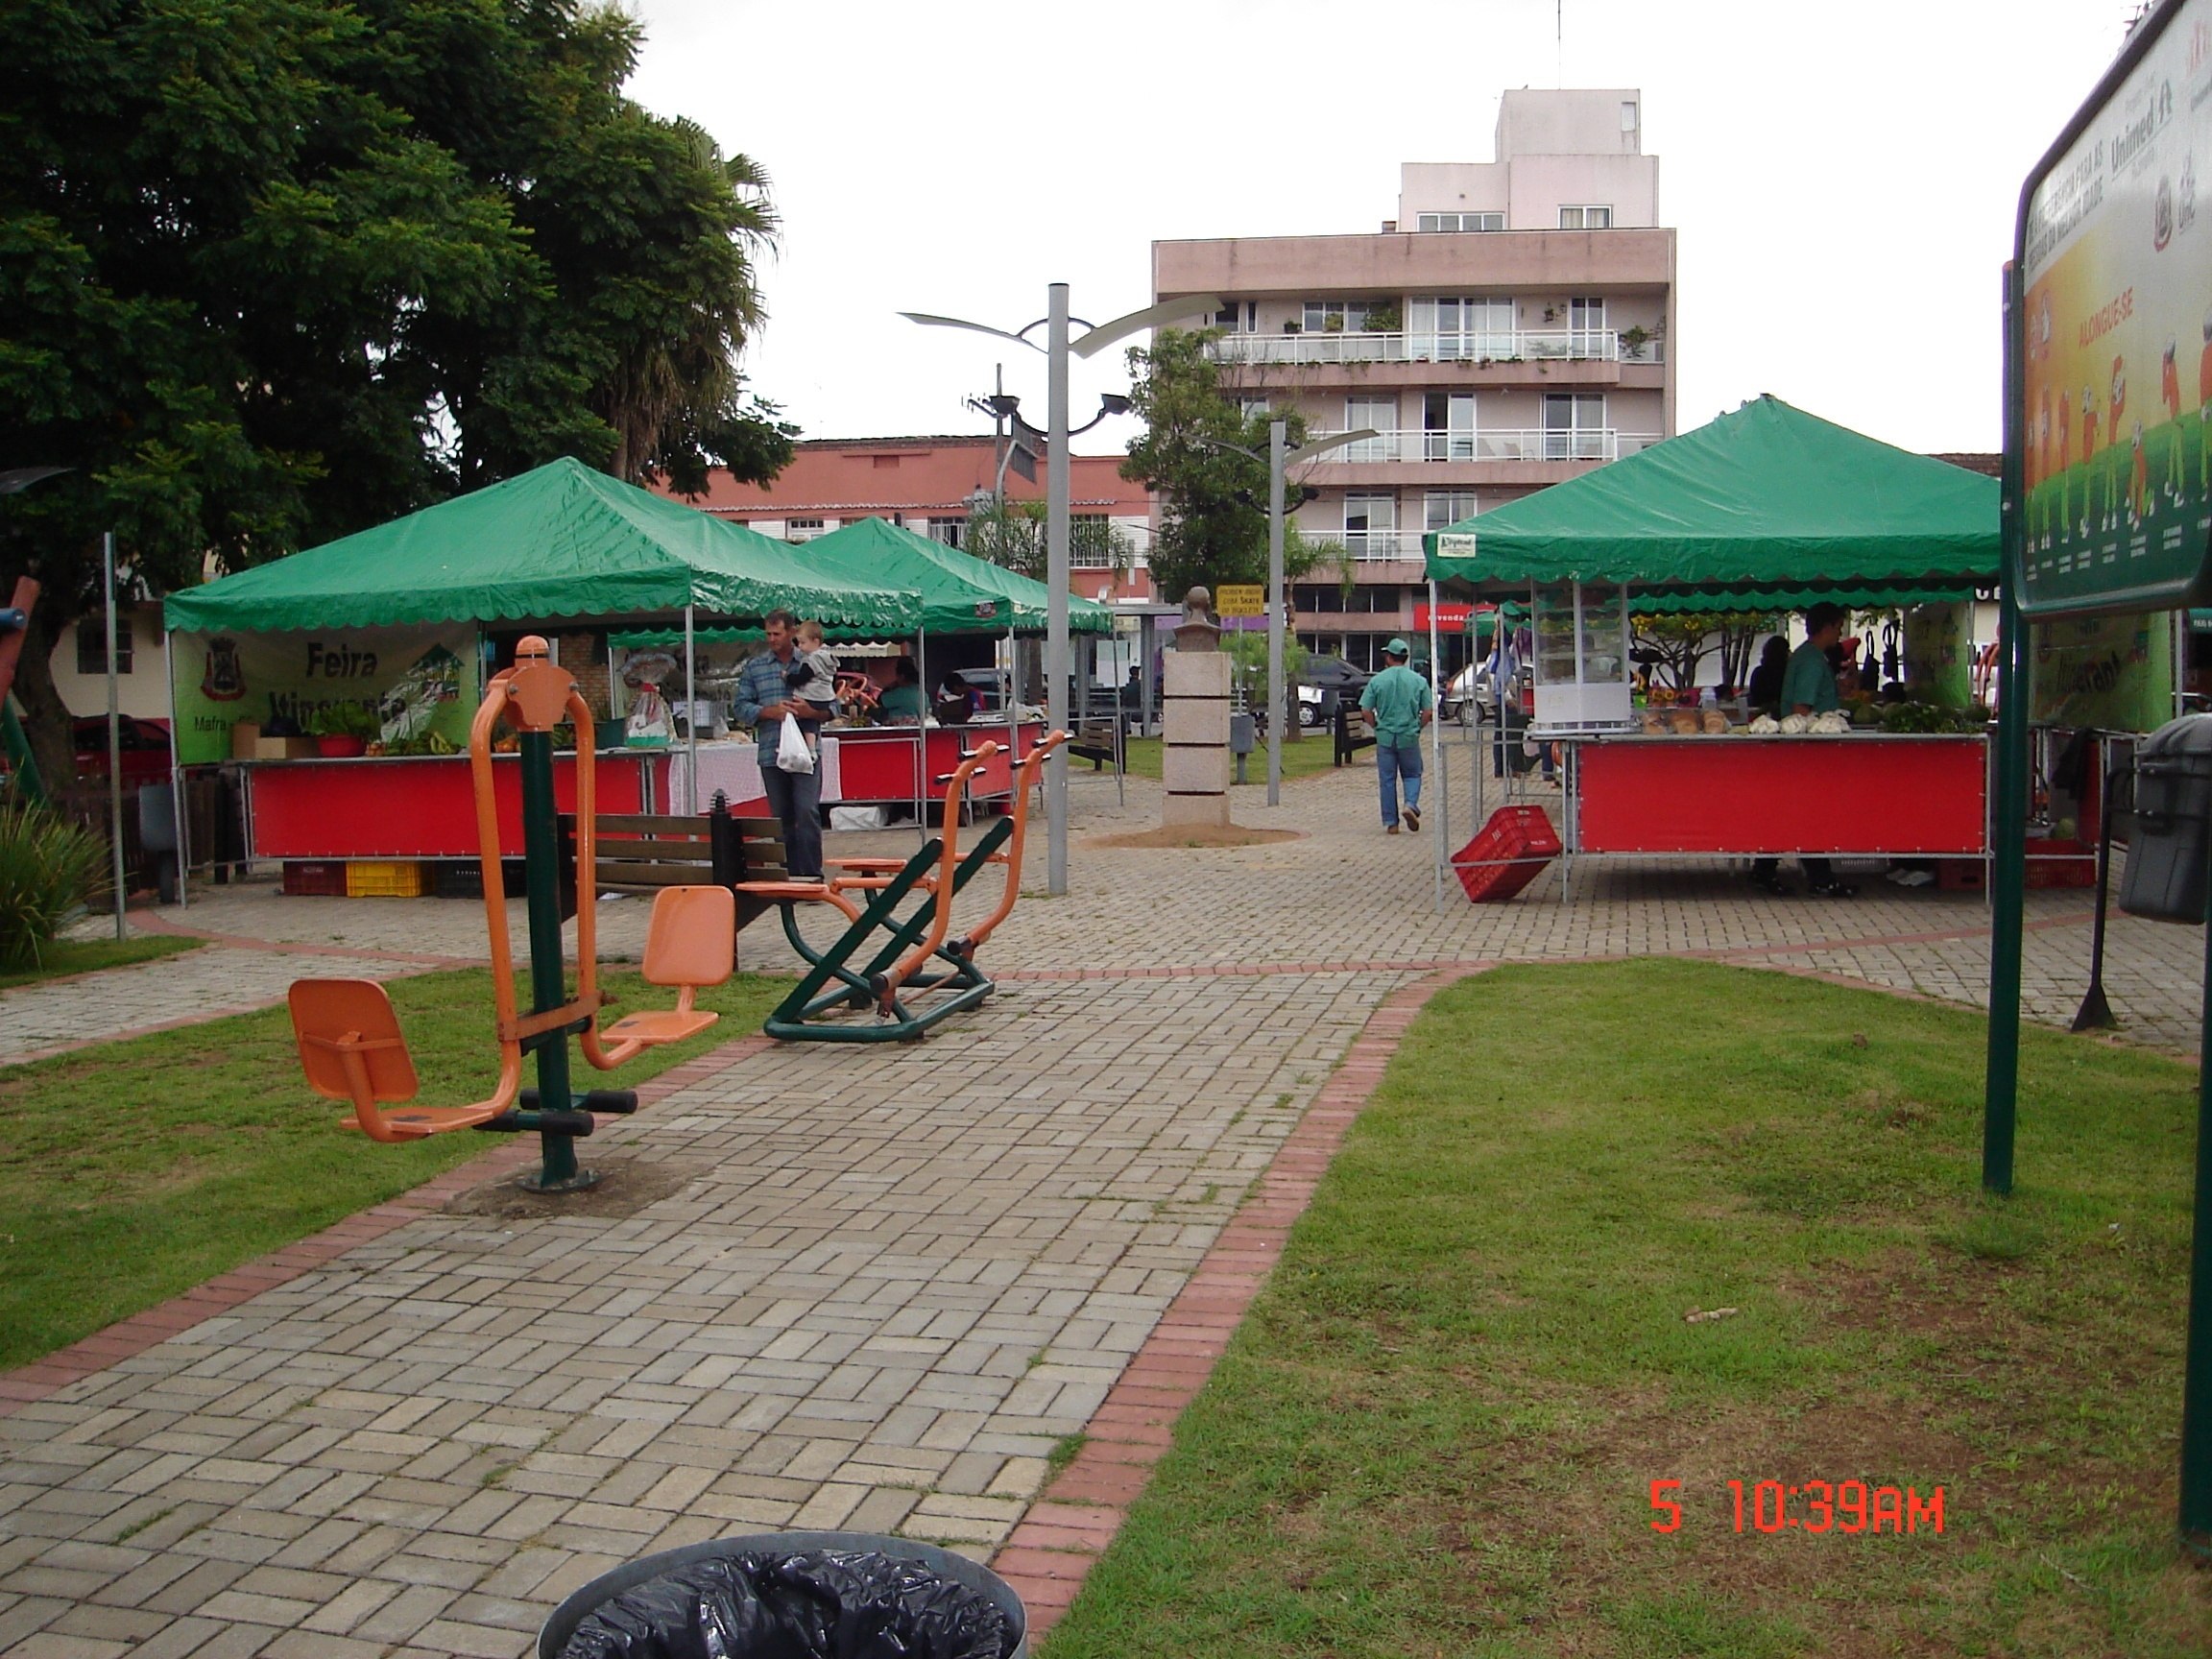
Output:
[0, 1033, 774, 1416]
[987, 969, 1469, 1640]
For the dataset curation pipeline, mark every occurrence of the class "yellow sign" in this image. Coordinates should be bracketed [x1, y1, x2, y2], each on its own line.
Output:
[1215, 584, 1265, 617]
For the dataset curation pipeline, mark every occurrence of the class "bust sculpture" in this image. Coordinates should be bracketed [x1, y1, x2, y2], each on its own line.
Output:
[1174, 586, 1221, 653]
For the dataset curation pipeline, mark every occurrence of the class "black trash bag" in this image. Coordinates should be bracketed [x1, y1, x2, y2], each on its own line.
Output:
[560, 1548, 1009, 1659]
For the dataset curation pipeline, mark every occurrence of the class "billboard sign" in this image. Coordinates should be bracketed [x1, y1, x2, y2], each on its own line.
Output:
[2016, 0, 2212, 616]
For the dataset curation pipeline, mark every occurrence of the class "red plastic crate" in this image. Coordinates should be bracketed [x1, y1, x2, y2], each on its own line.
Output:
[1453, 805, 1562, 903]
[1936, 858, 1987, 892]
[281, 859, 348, 897]
[2025, 837, 2096, 888]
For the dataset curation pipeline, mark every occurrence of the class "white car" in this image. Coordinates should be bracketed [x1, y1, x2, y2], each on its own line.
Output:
[1441, 663, 1497, 725]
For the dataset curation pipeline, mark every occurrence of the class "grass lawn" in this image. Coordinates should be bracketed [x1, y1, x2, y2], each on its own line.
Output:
[0, 932, 203, 991]
[1043, 958, 2210, 1658]
[0, 965, 789, 1370]
[1120, 733, 1351, 785]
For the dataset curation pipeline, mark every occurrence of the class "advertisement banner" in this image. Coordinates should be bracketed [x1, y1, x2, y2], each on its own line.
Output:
[2018, 0, 2212, 615]
[171, 626, 478, 763]
[2028, 609, 2174, 731]
[1902, 603, 1974, 709]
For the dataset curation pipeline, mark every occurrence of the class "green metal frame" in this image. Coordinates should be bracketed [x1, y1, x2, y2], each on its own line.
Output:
[763, 817, 1016, 1044]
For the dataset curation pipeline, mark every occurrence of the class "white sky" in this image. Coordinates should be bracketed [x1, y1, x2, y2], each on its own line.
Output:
[622, 0, 2151, 460]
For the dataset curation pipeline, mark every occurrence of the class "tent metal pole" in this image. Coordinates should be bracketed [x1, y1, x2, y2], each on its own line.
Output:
[1429, 579, 1444, 911]
[684, 605, 698, 813]
[915, 628, 927, 843]
[167, 628, 187, 909]
[104, 533, 125, 938]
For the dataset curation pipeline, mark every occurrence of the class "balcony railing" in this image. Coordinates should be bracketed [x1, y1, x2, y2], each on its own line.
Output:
[1338, 531, 1428, 562]
[1208, 328, 1661, 368]
[1313, 428, 1664, 464]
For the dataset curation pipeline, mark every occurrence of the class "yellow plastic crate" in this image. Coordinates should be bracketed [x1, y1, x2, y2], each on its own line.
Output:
[346, 859, 430, 898]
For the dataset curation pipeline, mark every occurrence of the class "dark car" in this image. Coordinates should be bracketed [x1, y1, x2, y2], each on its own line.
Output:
[73, 715, 173, 787]
[1295, 657, 1372, 726]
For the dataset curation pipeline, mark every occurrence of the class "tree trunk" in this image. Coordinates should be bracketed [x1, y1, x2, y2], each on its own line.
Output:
[9, 605, 83, 795]
[1283, 677, 1305, 741]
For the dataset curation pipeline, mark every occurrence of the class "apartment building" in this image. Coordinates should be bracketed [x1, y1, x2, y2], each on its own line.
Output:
[1151, 88, 1677, 670]
[670, 435, 1157, 606]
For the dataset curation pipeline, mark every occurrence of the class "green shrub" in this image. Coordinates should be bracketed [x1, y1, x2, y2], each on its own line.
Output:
[0, 801, 108, 969]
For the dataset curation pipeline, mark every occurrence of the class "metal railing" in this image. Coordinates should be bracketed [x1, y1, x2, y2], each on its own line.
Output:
[1313, 428, 1664, 465]
[1208, 328, 1661, 368]
[1338, 531, 1428, 562]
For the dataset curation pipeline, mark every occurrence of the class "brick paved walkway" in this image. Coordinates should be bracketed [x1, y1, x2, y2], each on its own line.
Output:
[0, 742, 2198, 1655]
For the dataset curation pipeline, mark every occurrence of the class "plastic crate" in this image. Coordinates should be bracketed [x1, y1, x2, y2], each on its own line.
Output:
[2025, 838, 2096, 888]
[1452, 805, 1562, 903]
[346, 859, 430, 899]
[432, 860, 527, 900]
[281, 859, 349, 898]
[1936, 858, 1987, 892]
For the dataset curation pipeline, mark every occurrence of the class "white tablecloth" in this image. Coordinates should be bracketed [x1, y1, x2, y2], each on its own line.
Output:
[664, 736, 846, 812]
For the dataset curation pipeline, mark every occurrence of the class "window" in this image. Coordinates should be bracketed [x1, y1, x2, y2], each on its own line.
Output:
[77, 614, 132, 676]
[1212, 301, 1259, 332]
[1426, 491, 1479, 531]
[1294, 584, 1343, 613]
[1416, 211, 1503, 232]
[1559, 205, 1613, 229]
[1568, 296, 1607, 355]
[1342, 492, 1398, 560]
[1302, 300, 1374, 333]
[785, 517, 825, 541]
[1422, 394, 1475, 462]
[1238, 397, 1271, 421]
[1070, 514, 1115, 568]
[927, 517, 963, 548]
[1542, 395, 1608, 461]
[1410, 297, 1514, 359]
[1621, 100, 1639, 134]
[1344, 397, 1397, 460]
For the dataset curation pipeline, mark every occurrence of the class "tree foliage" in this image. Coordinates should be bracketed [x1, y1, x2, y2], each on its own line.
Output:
[0, 0, 793, 782]
[1632, 613, 1783, 695]
[960, 497, 1133, 585]
[1119, 328, 1336, 603]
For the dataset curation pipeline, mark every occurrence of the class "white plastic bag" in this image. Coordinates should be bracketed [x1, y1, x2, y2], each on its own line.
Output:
[776, 711, 815, 774]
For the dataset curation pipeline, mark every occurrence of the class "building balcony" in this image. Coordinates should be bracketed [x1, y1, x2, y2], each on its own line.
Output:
[1312, 428, 1664, 465]
[1334, 532, 1431, 564]
[1208, 328, 1660, 369]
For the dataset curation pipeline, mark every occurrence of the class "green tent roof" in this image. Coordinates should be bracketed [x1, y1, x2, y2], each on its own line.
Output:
[799, 517, 1116, 635]
[162, 458, 921, 634]
[1423, 397, 2000, 599]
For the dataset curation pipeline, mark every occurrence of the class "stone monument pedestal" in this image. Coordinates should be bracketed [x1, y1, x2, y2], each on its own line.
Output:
[1162, 649, 1232, 828]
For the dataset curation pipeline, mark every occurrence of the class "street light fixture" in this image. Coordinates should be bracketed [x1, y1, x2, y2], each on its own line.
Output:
[902, 288, 1222, 895]
[1200, 425, 1378, 805]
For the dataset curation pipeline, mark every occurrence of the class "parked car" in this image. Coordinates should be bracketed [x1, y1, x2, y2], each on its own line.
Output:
[1294, 658, 1371, 727]
[73, 715, 172, 787]
[1440, 663, 1490, 724]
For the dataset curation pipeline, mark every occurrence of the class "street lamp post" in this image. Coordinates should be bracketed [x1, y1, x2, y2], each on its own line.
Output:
[902, 289, 1221, 894]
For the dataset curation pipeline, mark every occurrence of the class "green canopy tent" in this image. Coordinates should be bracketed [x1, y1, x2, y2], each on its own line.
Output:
[1422, 396, 2000, 600]
[160, 457, 926, 820]
[163, 458, 919, 634]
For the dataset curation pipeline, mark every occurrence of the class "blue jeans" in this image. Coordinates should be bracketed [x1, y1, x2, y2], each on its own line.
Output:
[1376, 736, 1424, 827]
[761, 759, 824, 878]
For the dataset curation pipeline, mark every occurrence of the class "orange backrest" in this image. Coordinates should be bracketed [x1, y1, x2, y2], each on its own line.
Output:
[641, 885, 736, 989]
[290, 979, 419, 1103]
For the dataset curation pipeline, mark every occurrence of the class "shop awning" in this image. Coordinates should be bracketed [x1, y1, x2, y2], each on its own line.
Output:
[162, 458, 922, 634]
[1423, 396, 2000, 600]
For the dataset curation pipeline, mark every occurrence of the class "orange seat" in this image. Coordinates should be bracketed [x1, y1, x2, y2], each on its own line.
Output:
[290, 979, 515, 1142]
[599, 885, 734, 1049]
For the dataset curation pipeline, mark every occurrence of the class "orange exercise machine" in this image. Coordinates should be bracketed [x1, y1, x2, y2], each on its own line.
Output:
[288, 637, 733, 1190]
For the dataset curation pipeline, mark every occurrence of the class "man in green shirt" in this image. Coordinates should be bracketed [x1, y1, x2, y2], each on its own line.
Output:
[1358, 638, 1435, 833]
[1751, 602, 1856, 898]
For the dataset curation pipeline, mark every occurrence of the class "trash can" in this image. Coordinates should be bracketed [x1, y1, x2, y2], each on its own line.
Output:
[138, 782, 180, 904]
[538, 1531, 1027, 1659]
[2119, 713, 2212, 924]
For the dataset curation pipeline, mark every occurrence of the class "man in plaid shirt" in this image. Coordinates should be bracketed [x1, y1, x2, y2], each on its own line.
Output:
[730, 610, 828, 878]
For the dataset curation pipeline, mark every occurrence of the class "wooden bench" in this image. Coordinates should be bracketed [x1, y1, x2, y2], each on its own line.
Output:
[556, 803, 803, 933]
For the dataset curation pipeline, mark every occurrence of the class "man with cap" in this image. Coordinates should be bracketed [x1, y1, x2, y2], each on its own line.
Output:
[1749, 602, 1857, 898]
[1358, 638, 1434, 833]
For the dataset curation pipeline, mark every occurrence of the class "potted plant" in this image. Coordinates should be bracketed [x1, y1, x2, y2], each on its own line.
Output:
[1619, 324, 1654, 360]
[307, 702, 379, 757]
[1361, 301, 1403, 333]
